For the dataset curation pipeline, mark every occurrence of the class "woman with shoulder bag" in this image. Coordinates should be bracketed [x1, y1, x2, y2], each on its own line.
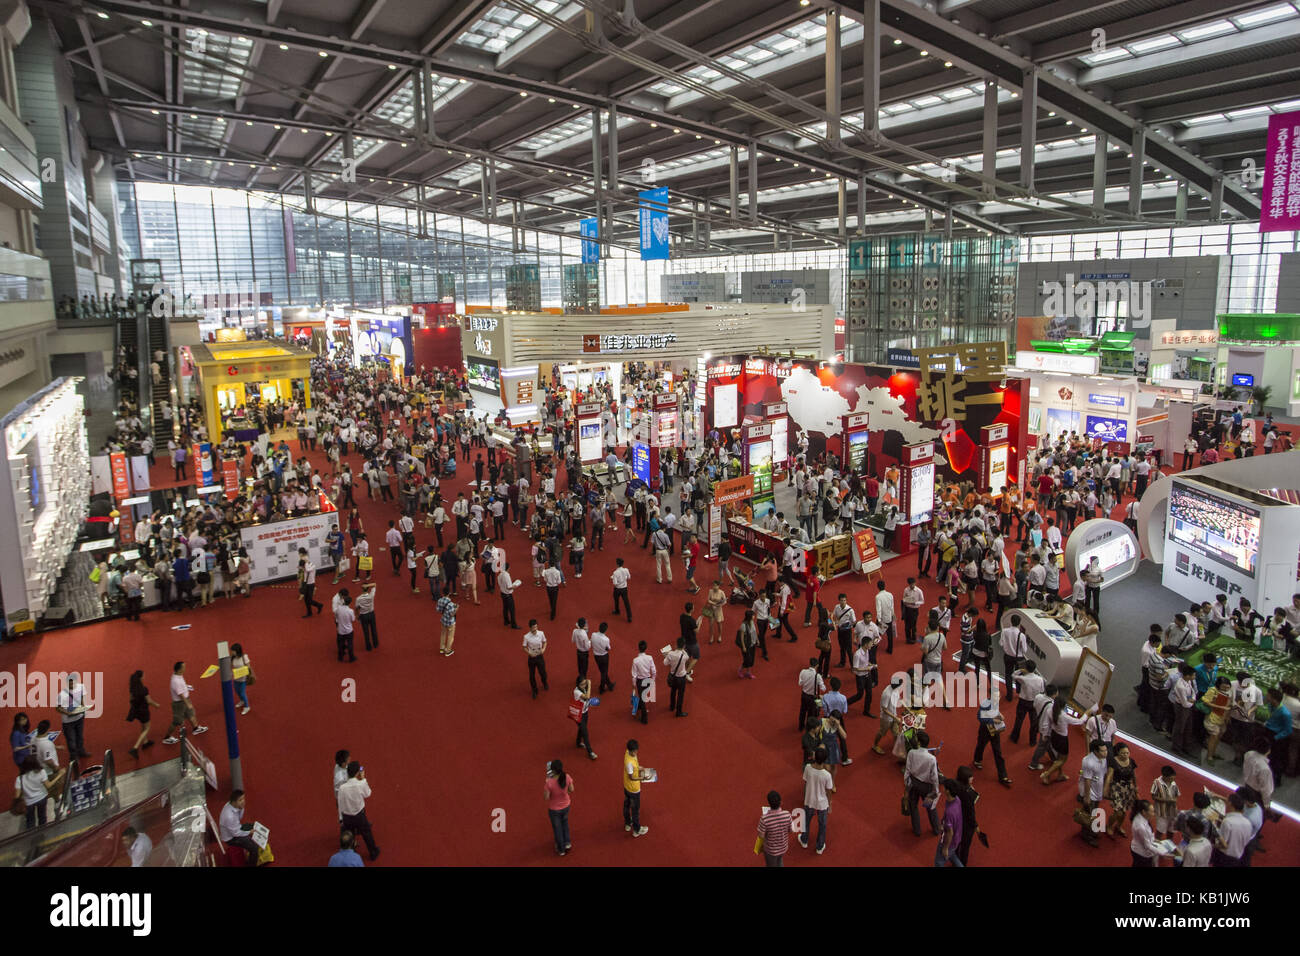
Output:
[814, 603, 833, 677]
[704, 581, 726, 644]
[230, 643, 255, 715]
[126, 670, 161, 758]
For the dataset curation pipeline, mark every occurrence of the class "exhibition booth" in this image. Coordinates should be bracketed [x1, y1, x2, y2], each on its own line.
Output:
[459, 304, 834, 428]
[1215, 313, 1300, 417]
[190, 340, 314, 443]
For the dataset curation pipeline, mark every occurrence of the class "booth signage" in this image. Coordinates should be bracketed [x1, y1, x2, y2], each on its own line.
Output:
[583, 332, 678, 353]
[903, 441, 934, 464]
[467, 316, 499, 332]
[982, 424, 1008, 443]
[1087, 393, 1126, 409]
[580, 218, 600, 264]
[1069, 647, 1114, 715]
[886, 348, 921, 368]
[239, 511, 339, 586]
[1158, 330, 1218, 346]
[516, 380, 534, 405]
[576, 403, 603, 417]
[763, 402, 788, 417]
[744, 422, 773, 440]
[654, 394, 678, 410]
[222, 460, 240, 500]
[852, 529, 882, 574]
[1262, 109, 1300, 233]
[1064, 518, 1140, 587]
[1013, 352, 1100, 375]
[844, 412, 870, 430]
[109, 452, 130, 500]
[631, 442, 652, 485]
[714, 474, 755, 505]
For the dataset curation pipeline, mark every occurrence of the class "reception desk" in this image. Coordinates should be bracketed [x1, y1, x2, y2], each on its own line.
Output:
[725, 518, 855, 581]
[999, 606, 1098, 685]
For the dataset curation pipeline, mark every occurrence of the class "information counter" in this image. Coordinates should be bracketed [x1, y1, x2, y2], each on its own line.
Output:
[999, 606, 1098, 685]
[725, 518, 855, 581]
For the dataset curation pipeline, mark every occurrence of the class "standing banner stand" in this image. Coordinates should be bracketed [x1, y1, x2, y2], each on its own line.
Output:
[895, 441, 936, 558]
[852, 527, 883, 582]
[576, 402, 604, 466]
[841, 412, 871, 478]
[742, 421, 776, 520]
[763, 401, 790, 481]
[977, 423, 1011, 496]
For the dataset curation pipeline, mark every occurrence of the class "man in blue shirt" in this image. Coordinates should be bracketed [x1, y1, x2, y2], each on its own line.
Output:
[1193, 652, 1218, 698]
[1265, 687, 1292, 781]
[171, 549, 193, 610]
[821, 677, 851, 766]
[328, 830, 365, 867]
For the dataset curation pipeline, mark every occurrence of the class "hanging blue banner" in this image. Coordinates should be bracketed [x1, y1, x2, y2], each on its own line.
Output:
[638, 187, 670, 261]
[631, 441, 651, 485]
[580, 218, 599, 264]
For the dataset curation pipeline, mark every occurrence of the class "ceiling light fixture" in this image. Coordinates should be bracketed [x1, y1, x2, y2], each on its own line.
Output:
[388, 64, 397, 70]
[96, 11, 109, 18]
[893, 38, 902, 45]
[141, 19, 152, 26]
[279, 43, 288, 50]
[319, 50, 328, 57]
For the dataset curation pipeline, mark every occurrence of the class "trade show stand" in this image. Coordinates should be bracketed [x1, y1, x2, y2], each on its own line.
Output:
[725, 518, 855, 581]
[999, 606, 1098, 686]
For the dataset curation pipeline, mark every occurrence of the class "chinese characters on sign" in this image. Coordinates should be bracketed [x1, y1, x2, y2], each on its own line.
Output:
[1157, 331, 1218, 346]
[583, 332, 678, 353]
[912, 341, 1008, 422]
[516, 380, 534, 405]
[1261, 109, 1300, 233]
[1176, 555, 1244, 598]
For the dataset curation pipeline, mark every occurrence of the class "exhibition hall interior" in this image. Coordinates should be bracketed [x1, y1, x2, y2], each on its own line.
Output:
[0, 0, 1298, 870]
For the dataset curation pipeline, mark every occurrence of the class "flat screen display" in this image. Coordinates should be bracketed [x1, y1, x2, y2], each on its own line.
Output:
[1085, 414, 1128, 443]
[655, 410, 678, 448]
[631, 442, 651, 485]
[1168, 483, 1261, 577]
[1044, 408, 1079, 437]
[1231, 373, 1254, 387]
[908, 461, 934, 526]
[579, 421, 602, 463]
[467, 357, 500, 394]
[770, 417, 788, 473]
[848, 430, 869, 475]
[987, 444, 1008, 497]
[1081, 533, 1136, 576]
[713, 383, 738, 430]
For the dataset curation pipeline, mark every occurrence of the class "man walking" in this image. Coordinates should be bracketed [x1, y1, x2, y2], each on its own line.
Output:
[999, 614, 1028, 701]
[337, 761, 380, 861]
[436, 591, 458, 657]
[875, 580, 896, 654]
[623, 739, 649, 837]
[901, 577, 924, 645]
[56, 674, 91, 759]
[651, 524, 673, 584]
[162, 661, 208, 745]
[572, 617, 591, 679]
[757, 791, 794, 867]
[592, 622, 615, 693]
[335, 591, 357, 663]
[800, 745, 833, 854]
[832, 594, 856, 668]
[664, 637, 690, 718]
[611, 558, 632, 622]
[631, 640, 656, 724]
[298, 548, 324, 617]
[498, 562, 519, 629]
[523, 620, 549, 699]
[542, 558, 563, 621]
[797, 658, 826, 731]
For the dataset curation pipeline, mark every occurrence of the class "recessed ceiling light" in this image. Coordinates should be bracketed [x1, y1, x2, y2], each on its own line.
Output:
[388, 64, 397, 70]
[401, 142, 408, 147]
[319, 50, 328, 57]
[672, 128, 681, 133]
[548, 97, 555, 103]
[519, 91, 527, 97]
[944, 61, 952, 67]
[274, 124, 281, 129]
[245, 121, 253, 126]
[919, 50, 928, 56]
[279, 43, 289, 50]
[893, 38, 902, 45]
[324, 131, 333, 136]
[650, 122, 657, 128]
[1048, 111, 1055, 116]
[141, 19, 152, 26]
[571, 103, 579, 108]
[301, 128, 309, 133]
[96, 11, 109, 19]
[695, 134, 702, 139]
[151, 109, 159, 115]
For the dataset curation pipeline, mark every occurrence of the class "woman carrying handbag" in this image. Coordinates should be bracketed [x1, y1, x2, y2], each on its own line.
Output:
[231, 643, 255, 716]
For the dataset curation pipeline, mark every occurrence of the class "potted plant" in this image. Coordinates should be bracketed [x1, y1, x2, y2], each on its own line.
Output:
[1251, 384, 1272, 415]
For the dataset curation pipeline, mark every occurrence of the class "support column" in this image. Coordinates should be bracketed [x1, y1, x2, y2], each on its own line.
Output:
[838, 177, 847, 237]
[862, 0, 880, 140]
[857, 174, 866, 231]
[591, 108, 604, 255]
[1128, 126, 1146, 217]
[217, 641, 242, 792]
[412, 71, 425, 142]
[607, 103, 619, 191]
[303, 172, 313, 212]
[825, 8, 841, 144]
[729, 146, 739, 220]
[421, 64, 437, 139]
[1092, 131, 1107, 216]
[1019, 69, 1037, 191]
[982, 81, 997, 198]
[1210, 174, 1224, 220]
[480, 160, 489, 219]
[1175, 180, 1188, 220]
[748, 143, 758, 223]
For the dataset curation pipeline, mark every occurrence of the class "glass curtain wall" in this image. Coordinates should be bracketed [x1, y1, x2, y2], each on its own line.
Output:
[115, 181, 1298, 314]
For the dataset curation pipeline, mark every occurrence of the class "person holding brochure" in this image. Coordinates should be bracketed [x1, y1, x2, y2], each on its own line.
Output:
[623, 739, 650, 837]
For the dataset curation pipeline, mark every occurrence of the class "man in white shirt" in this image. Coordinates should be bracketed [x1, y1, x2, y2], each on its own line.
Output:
[497, 561, 520, 629]
[797, 658, 827, 731]
[631, 640, 657, 724]
[1077, 739, 1108, 848]
[572, 617, 592, 680]
[591, 623, 615, 693]
[1229, 673, 1263, 754]
[875, 581, 896, 654]
[903, 730, 941, 836]
[999, 614, 1029, 701]
[800, 746, 834, 854]
[218, 789, 259, 864]
[523, 620, 549, 698]
[384, 521, 404, 575]
[122, 827, 153, 867]
[1212, 792, 1252, 867]
[57, 675, 91, 759]
[901, 578, 925, 645]
[335, 592, 357, 662]
[1010, 660, 1046, 744]
[611, 558, 632, 622]
[831, 595, 856, 668]
[337, 761, 379, 860]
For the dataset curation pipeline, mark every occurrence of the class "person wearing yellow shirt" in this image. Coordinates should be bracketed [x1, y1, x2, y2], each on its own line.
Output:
[623, 739, 649, 837]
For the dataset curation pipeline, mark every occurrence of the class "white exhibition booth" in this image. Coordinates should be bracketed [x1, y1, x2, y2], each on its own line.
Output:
[1015, 353, 1140, 445]
[1137, 450, 1300, 616]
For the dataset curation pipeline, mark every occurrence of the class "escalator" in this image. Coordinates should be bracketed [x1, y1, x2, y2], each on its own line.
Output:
[0, 751, 119, 867]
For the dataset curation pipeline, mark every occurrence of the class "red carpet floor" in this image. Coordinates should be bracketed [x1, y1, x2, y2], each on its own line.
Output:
[5, 429, 1297, 867]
